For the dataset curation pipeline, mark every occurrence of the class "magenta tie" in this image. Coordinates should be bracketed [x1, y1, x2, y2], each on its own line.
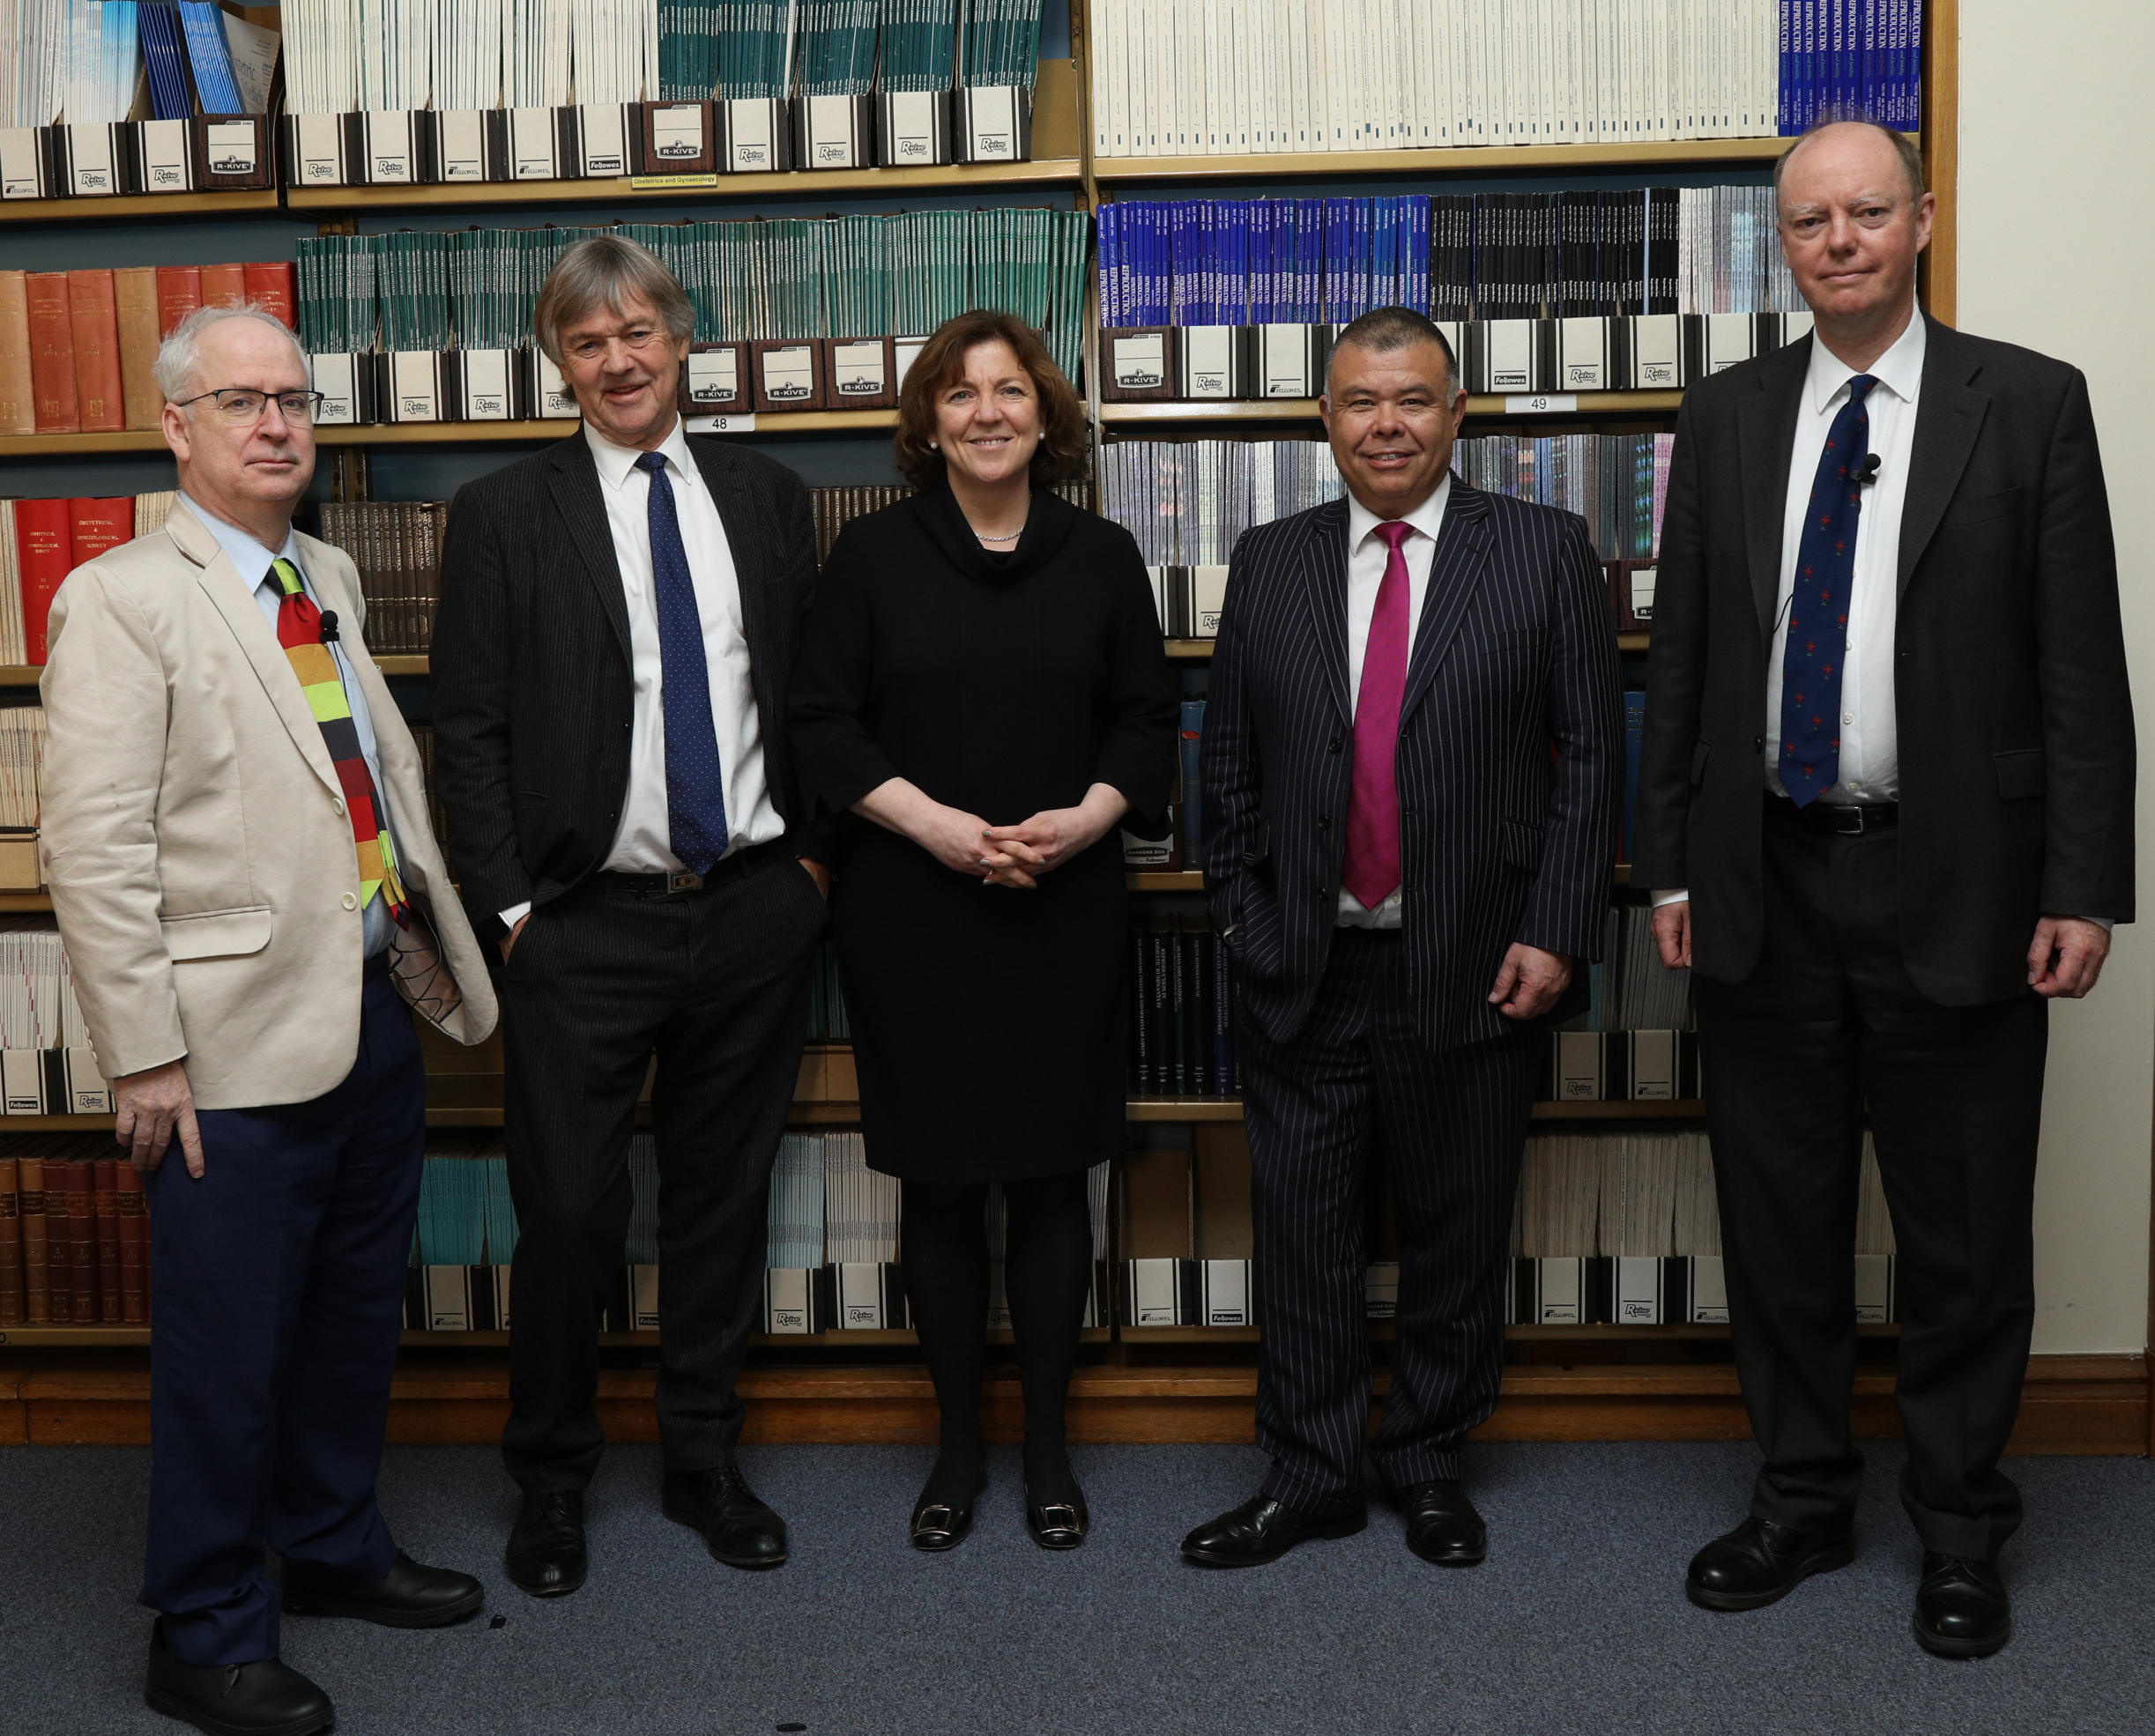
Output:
[1343, 519, 1414, 910]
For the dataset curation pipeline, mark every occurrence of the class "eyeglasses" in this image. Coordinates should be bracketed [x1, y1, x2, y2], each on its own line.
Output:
[172, 388, 328, 425]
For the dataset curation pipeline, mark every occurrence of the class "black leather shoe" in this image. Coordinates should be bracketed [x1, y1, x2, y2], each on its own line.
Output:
[663, 1463, 788, 1569]
[504, 1489, 586, 1599]
[1388, 1478, 1487, 1568]
[1025, 1487, 1089, 1550]
[1181, 1492, 1366, 1568]
[910, 1469, 988, 1553]
[1914, 1552, 2011, 1658]
[145, 1622, 333, 1736]
[1686, 1516, 1854, 1611]
[281, 1550, 484, 1628]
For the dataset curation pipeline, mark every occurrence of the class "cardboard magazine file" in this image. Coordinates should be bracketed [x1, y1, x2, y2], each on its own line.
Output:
[383, 352, 447, 424]
[309, 352, 375, 426]
[1175, 325, 1254, 400]
[283, 111, 350, 188]
[1097, 327, 1176, 401]
[0, 127, 57, 198]
[794, 94, 874, 171]
[821, 336, 895, 410]
[1463, 318, 1555, 395]
[1255, 323, 1332, 399]
[875, 90, 954, 166]
[1606, 558, 1657, 634]
[59, 123, 125, 197]
[955, 85, 1032, 163]
[571, 105, 635, 178]
[682, 342, 752, 416]
[1557, 316, 1631, 394]
[506, 107, 563, 181]
[453, 349, 518, 421]
[638, 100, 716, 174]
[0, 831, 38, 891]
[359, 110, 435, 185]
[435, 110, 508, 182]
[751, 340, 825, 412]
[191, 115, 273, 189]
[1626, 313, 1685, 389]
[719, 99, 793, 174]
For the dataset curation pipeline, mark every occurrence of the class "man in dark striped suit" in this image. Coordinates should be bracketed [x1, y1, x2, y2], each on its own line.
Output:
[1185, 308, 1622, 1569]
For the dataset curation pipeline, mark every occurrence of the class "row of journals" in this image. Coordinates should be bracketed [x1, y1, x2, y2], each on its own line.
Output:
[1086, 0, 1919, 160]
[0, 263, 299, 438]
[1102, 433, 1674, 575]
[1560, 905, 1698, 1036]
[277, 0, 1044, 183]
[294, 211, 1089, 370]
[0, 1143, 149, 1328]
[1101, 310, 1819, 403]
[1096, 187, 1802, 328]
[0, 708, 41, 832]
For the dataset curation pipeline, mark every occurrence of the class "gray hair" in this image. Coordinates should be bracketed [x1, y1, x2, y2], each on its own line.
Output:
[153, 301, 311, 403]
[1325, 306, 1459, 397]
[532, 235, 695, 365]
[1773, 119, 1928, 208]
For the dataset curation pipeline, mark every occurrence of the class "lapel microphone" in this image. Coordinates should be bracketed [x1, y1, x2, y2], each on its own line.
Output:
[1854, 453, 1883, 487]
[318, 610, 340, 644]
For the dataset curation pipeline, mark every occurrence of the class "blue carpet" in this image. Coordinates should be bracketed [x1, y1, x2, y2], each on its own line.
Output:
[2, 1439, 2151, 1735]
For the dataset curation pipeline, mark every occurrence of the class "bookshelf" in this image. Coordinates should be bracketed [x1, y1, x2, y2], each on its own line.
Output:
[14, 0, 2107, 1458]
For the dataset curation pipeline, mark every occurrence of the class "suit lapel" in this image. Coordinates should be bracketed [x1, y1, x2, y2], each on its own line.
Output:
[1400, 481, 1493, 721]
[1897, 318, 1989, 602]
[167, 503, 340, 797]
[1737, 336, 1810, 648]
[1297, 499, 1352, 726]
[546, 433, 635, 665]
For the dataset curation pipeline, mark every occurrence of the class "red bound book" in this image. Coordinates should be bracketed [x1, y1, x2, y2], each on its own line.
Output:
[242, 262, 297, 330]
[156, 265, 203, 339]
[69, 497, 135, 567]
[14, 500, 73, 664]
[199, 263, 248, 310]
[65, 270, 124, 434]
[36, 1157, 67, 1326]
[25, 272, 79, 434]
[67, 1160, 97, 1324]
[93, 1158, 123, 1323]
[116, 1162, 148, 1324]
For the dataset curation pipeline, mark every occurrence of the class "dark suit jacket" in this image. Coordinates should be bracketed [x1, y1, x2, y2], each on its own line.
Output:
[1200, 480, 1623, 1054]
[430, 429, 819, 941]
[1633, 315, 2135, 1004]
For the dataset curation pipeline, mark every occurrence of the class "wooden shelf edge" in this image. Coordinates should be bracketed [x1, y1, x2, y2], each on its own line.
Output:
[1100, 391, 1683, 425]
[0, 188, 284, 225]
[1092, 134, 1917, 183]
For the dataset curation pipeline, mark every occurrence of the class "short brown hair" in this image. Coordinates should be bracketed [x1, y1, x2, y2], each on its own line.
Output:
[1774, 119, 1928, 207]
[892, 310, 1087, 492]
[533, 234, 695, 365]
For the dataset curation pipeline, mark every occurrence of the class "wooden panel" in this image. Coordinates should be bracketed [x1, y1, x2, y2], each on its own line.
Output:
[1101, 392, 1683, 426]
[0, 189, 282, 226]
[1921, 0, 1959, 326]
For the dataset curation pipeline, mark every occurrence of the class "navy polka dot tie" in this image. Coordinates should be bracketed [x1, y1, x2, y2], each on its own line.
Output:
[1779, 375, 1876, 808]
[637, 450, 729, 874]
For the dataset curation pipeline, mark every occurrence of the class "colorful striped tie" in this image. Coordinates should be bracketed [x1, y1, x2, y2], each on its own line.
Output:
[271, 556, 408, 926]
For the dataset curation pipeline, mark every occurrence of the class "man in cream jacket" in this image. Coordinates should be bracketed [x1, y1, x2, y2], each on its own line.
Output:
[40, 302, 497, 1736]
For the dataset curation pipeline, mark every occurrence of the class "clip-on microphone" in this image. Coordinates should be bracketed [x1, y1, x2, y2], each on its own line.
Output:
[318, 610, 340, 644]
[1854, 453, 1883, 487]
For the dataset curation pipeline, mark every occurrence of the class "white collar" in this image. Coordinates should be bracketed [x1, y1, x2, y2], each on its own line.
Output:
[1346, 473, 1453, 553]
[177, 493, 300, 592]
[584, 415, 695, 491]
[1808, 308, 1927, 413]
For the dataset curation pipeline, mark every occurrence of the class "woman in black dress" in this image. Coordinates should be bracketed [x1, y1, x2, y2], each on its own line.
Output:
[789, 311, 1175, 1552]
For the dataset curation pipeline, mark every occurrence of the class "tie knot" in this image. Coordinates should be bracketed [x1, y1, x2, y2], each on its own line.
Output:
[635, 450, 668, 476]
[270, 556, 302, 597]
[1376, 519, 1412, 551]
[1847, 374, 1879, 405]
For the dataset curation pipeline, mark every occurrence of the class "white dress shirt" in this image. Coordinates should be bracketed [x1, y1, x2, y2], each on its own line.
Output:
[500, 418, 783, 929]
[1653, 313, 1922, 913]
[1337, 476, 1451, 931]
[184, 494, 398, 959]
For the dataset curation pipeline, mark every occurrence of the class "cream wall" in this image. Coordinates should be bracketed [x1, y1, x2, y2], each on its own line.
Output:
[1956, 0, 2155, 1353]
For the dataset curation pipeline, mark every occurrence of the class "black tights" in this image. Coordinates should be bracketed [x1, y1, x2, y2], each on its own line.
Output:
[902, 1171, 1093, 1510]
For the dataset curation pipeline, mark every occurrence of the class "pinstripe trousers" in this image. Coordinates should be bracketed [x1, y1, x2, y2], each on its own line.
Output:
[1241, 927, 1540, 1508]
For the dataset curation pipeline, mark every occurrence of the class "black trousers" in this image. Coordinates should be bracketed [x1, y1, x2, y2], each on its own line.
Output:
[500, 843, 826, 1491]
[1239, 928, 1540, 1508]
[1695, 799, 2048, 1562]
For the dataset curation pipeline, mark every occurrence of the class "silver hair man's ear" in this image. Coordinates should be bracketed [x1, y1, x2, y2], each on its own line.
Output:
[153, 302, 312, 404]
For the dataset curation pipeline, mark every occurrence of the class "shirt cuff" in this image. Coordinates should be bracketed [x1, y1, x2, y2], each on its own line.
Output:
[1651, 888, 1690, 908]
[499, 901, 532, 931]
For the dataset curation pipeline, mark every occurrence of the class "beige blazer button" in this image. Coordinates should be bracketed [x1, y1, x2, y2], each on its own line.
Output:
[342, 893, 359, 910]
[334, 798, 346, 817]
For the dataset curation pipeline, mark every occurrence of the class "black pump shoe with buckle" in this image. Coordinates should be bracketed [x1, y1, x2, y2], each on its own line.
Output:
[1025, 1489, 1089, 1550]
[910, 1468, 989, 1552]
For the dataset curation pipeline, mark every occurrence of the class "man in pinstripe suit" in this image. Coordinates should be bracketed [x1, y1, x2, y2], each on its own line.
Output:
[1185, 308, 1622, 1569]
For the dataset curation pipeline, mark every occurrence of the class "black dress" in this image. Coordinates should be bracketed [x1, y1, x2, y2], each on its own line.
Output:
[789, 482, 1178, 1183]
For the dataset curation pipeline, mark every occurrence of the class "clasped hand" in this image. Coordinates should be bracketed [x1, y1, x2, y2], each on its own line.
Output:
[918, 803, 1107, 888]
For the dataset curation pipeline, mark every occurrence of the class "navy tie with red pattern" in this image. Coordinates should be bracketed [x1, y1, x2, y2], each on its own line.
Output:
[1779, 375, 1877, 807]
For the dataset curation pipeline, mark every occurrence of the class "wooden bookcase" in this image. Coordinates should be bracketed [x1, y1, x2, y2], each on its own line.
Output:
[8, 0, 2135, 1454]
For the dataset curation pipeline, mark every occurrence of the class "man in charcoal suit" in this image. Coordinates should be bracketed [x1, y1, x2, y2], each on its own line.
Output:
[1186, 307, 1622, 1568]
[432, 237, 829, 1595]
[43, 303, 498, 1736]
[1636, 121, 2133, 1658]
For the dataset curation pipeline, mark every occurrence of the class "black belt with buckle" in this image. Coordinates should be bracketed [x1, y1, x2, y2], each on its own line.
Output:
[592, 838, 788, 896]
[1772, 794, 1900, 836]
